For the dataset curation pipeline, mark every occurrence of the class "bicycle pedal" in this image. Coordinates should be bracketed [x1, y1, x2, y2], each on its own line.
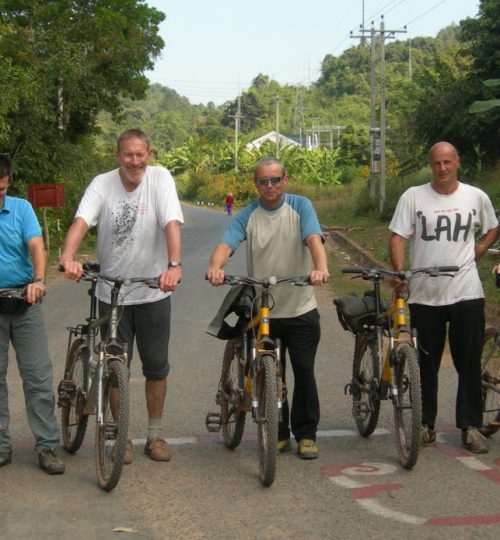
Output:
[57, 380, 76, 407]
[205, 412, 221, 432]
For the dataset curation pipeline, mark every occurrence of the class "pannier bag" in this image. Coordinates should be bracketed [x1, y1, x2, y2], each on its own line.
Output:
[333, 292, 388, 334]
[207, 284, 256, 340]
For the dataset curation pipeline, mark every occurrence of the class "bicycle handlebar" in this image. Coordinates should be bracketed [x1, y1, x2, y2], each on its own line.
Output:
[58, 262, 160, 288]
[342, 266, 459, 281]
[221, 275, 311, 287]
[0, 287, 27, 299]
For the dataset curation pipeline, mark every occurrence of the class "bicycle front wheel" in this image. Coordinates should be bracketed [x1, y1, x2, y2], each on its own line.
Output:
[351, 333, 381, 437]
[221, 338, 247, 448]
[393, 343, 421, 469]
[95, 358, 129, 491]
[60, 338, 89, 453]
[481, 327, 500, 437]
[256, 353, 278, 487]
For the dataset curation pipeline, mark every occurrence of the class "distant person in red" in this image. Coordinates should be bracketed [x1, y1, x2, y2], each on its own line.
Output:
[225, 192, 233, 216]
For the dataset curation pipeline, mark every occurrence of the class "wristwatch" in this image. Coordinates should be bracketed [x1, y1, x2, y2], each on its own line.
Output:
[33, 278, 46, 285]
[168, 260, 182, 268]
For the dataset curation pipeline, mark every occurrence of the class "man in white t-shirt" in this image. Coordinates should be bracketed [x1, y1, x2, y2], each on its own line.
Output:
[389, 141, 498, 454]
[60, 129, 184, 463]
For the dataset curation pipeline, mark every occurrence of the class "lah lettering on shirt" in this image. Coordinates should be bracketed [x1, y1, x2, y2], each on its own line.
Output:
[416, 209, 478, 242]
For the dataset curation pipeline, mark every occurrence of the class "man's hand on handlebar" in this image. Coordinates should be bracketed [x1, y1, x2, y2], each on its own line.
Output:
[206, 267, 225, 286]
[59, 259, 84, 281]
[159, 266, 182, 292]
[308, 269, 329, 285]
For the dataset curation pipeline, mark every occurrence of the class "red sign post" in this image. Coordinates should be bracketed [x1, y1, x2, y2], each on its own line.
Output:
[27, 184, 65, 254]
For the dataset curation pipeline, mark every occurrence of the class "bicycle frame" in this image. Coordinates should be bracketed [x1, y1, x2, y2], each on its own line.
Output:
[240, 286, 283, 417]
[380, 292, 417, 400]
[64, 276, 127, 422]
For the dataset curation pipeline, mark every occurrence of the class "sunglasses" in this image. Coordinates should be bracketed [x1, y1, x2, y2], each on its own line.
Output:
[256, 176, 283, 187]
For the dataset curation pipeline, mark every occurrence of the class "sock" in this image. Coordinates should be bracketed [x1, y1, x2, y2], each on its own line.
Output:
[147, 418, 162, 441]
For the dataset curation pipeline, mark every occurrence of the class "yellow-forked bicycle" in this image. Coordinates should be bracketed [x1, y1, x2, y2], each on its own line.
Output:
[335, 265, 458, 469]
[206, 274, 310, 487]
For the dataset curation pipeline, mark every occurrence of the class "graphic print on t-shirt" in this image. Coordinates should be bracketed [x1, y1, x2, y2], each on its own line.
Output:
[111, 200, 138, 248]
[417, 208, 476, 243]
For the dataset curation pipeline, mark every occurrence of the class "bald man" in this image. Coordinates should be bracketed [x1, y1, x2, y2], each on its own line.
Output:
[389, 141, 498, 454]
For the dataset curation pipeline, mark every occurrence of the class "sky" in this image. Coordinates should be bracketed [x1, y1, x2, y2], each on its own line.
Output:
[145, 0, 481, 105]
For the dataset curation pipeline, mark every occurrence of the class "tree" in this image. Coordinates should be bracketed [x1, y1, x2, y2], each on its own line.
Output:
[0, 0, 165, 181]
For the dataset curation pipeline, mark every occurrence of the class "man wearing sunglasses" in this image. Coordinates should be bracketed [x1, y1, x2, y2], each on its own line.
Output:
[207, 156, 329, 459]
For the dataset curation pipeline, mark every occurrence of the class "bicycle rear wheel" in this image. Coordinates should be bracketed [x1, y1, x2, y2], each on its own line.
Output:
[95, 358, 129, 491]
[393, 343, 421, 469]
[60, 338, 89, 453]
[256, 353, 278, 487]
[220, 338, 247, 448]
[480, 327, 500, 437]
[351, 333, 381, 437]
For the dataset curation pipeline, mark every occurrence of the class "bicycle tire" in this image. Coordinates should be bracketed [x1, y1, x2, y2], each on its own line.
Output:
[351, 333, 381, 437]
[393, 343, 421, 469]
[256, 353, 278, 487]
[480, 326, 500, 437]
[95, 358, 129, 491]
[60, 338, 89, 453]
[220, 338, 246, 448]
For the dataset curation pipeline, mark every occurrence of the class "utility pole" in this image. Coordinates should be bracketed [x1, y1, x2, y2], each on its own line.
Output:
[408, 35, 412, 80]
[350, 16, 406, 214]
[369, 25, 378, 199]
[229, 95, 243, 172]
[275, 97, 280, 159]
[379, 17, 386, 214]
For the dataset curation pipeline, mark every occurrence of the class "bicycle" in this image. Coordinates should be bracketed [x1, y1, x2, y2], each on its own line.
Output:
[480, 326, 500, 437]
[335, 265, 458, 469]
[57, 261, 159, 491]
[205, 274, 310, 487]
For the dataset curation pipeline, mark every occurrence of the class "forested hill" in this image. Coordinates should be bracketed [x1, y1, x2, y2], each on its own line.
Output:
[99, 11, 499, 169]
[0, 0, 498, 194]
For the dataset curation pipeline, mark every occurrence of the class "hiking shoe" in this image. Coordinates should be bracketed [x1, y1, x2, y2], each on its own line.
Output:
[421, 425, 436, 447]
[38, 448, 65, 475]
[277, 439, 292, 453]
[124, 440, 134, 465]
[112, 439, 133, 464]
[298, 439, 319, 460]
[0, 451, 12, 467]
[144, 437, 171, 462]
[462, 427, 489, 454]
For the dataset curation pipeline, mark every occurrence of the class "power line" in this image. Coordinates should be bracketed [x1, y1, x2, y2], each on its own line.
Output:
[402, 0, 448, 28]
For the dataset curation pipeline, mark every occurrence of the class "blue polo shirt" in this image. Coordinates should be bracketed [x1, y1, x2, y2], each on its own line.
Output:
[0, 196, 41, 287]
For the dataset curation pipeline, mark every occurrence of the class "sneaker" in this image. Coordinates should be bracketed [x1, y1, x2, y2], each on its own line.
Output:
[38, 448, 65, 475]
[421, 425, 436, 447]
[277, 439, 292, 453]
[297, 439, 319, 460]
[144, 437, 171, 462]
[0, 451, 12, 467]
[462, 427, 489, 454]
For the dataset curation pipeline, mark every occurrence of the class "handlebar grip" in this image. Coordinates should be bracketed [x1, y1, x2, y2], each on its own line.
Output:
[342, 267, 363, 274]
[437, 266, 459, 272]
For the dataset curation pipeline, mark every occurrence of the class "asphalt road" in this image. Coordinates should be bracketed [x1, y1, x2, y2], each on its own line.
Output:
[0, 204, 498, 539]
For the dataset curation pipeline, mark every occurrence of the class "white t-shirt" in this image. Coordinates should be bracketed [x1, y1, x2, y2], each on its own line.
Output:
[389, 182, 498, 306]
[76, 166, 184, 305]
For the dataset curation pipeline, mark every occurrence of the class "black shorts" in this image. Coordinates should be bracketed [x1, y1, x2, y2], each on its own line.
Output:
[99, 296, 171, 380]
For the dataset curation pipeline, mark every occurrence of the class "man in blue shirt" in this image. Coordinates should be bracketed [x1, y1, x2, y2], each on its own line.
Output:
[0, 156, 64, 474]
[207, 156, 329, 459]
